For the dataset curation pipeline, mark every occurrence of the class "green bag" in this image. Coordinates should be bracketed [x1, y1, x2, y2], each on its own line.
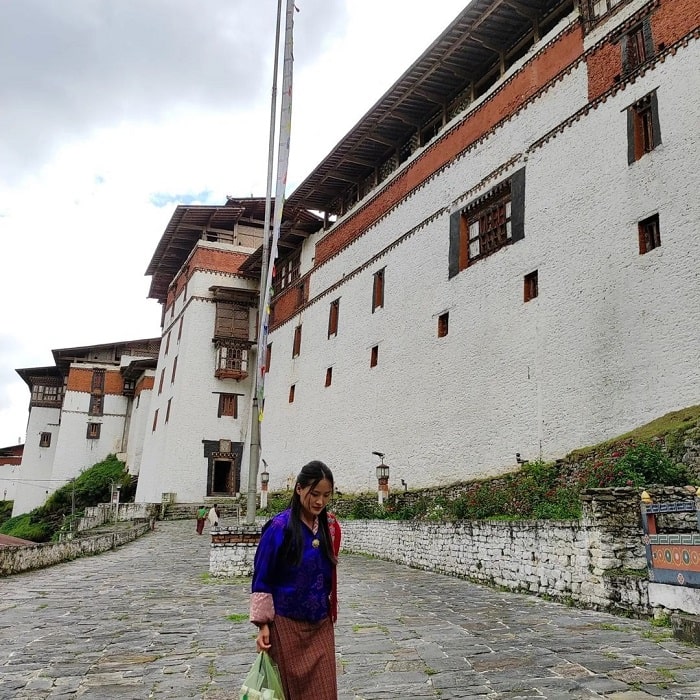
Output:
[239, 651, 286, 700]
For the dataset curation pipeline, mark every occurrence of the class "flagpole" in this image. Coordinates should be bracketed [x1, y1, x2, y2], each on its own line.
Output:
[245, 0, 291, 525]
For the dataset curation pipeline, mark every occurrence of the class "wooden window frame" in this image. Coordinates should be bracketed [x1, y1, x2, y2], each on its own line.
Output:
[438, 312, 449, 338]
[215, 342, 249, 380]
[372, 269, 385, 312]
[30, 384, 63, 407]
[292, 325, 302, 358]
[627, 91, 661, 164]
[91, 369, 105, 393]
[449, 168, 526, 278]
[217, 393, 239, 418]
[152, 410, 159, 432]
[524, 270, 539, 302]
[621, 19, 654, 75]
[171, 356, 178, 384]
[325, 367, 333, 387]
[214, 302, 249, 341]
[86, 423, 101, 440]
[638, 213, 661, 254]
[587, 0, 626, 22]
[274, 253, 301, 294]
[165, 398, 172, 423]
[88, 394, 104, 416]
[165, 332, 171, 356]
[296, 280, 309, 308]
[462, 186, 512, 269]
[265, 343, 272, 372]
[328, 298, 340, 338]
[39, 432, 51, 448]
[288, 384, 296, 403]
[158, 369, 165, 395]
[370, 345, 379, 368]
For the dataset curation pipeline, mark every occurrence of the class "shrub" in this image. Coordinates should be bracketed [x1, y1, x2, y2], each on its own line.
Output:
[0, 500, 13, 527]
[614, 443, 688, 486]
[349, 498, 384, 520]
[0, 454, 128, 542]
[0, 512, 53, 542]
[260, 493, 291, 517]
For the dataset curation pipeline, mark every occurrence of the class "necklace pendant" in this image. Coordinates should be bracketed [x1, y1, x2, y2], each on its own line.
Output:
[312, 538, 320, 549]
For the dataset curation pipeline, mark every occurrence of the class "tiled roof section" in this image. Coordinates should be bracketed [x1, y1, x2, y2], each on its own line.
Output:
[0, 534, 35, 548]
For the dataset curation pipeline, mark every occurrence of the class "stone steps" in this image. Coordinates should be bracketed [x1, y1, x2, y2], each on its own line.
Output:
[162, 500, 246, 522]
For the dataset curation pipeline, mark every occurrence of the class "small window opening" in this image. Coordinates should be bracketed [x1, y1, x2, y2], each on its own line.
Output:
[292, 325, 302, 358]
[638, 214, 660, 254]
[524, 270, 539, 302]
[372, 269, 385, 312]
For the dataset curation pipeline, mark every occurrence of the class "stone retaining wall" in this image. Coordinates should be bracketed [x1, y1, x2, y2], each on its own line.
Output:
[208, 487, 700, 616]
[209, 520, 266, 577]
[0, 521, 154, 577]
[79, 503, 160, 531]
[340, 488, 655, 615]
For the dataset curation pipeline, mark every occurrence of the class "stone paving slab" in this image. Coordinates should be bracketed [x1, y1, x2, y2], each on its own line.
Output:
[1, 520, 699, 698]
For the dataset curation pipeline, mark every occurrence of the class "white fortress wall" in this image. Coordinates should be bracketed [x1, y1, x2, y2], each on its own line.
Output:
[261, 33, 700, 491]
[50, 388, 128, 483]
[11, 406, 60, 516]
[136, 266, 256, 503]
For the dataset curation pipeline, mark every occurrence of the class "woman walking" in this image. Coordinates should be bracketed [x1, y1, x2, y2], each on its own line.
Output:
[195, 505, 208, 535]
[250, 460, 341, 699]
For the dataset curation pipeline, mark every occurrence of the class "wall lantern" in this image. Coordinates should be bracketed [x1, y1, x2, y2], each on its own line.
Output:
[260, 459, 270, 509]
[372, 451, 390, 504]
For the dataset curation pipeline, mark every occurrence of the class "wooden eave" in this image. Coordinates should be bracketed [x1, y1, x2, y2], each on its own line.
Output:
[285, 0, 573, 215]
[121, 358, 158, 382]
[50, 338, 161, 378]
[15, 366, 63, 389]
[147, 198, 322, 298]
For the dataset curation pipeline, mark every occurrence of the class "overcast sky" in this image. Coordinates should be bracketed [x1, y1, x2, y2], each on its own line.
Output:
[0, 0, 469, 447]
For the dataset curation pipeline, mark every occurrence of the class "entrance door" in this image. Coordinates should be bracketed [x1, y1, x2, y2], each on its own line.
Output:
[212, 459, 235, 495]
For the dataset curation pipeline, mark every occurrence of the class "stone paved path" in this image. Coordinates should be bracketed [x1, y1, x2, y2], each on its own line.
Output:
[1, 520, 700, 699]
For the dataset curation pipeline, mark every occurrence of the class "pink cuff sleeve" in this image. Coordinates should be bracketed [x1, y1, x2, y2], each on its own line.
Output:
[250, 592, 275, 625]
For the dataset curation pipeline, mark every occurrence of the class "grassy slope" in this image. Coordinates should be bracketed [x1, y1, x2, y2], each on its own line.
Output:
[0, 454, 128, 542]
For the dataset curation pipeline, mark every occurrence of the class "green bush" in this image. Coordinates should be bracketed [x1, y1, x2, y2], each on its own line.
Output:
[349, 498, 384, 520]
[259, 492, 290, 517]
[0, 512, 53, 542]
[0, 500, 13, 527]
[614, 443, 688, 486]
[0, 454, 128, 542]
[345, 438, 692, 523]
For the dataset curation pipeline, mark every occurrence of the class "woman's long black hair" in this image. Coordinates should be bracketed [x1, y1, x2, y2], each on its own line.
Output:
[280, 460, 337, 568]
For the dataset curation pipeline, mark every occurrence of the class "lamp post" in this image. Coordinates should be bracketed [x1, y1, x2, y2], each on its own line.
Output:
[372, 451, 390, 505]
[260, 465, 270, 510]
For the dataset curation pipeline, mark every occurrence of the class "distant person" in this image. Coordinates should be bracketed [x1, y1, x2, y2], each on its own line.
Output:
[250, 460, 341, 700]
[207, 503, 221, 529]
[195, 505, 208, 535]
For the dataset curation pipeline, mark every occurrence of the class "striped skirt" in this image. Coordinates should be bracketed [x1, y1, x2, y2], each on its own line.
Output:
[268, 615, 337, 700]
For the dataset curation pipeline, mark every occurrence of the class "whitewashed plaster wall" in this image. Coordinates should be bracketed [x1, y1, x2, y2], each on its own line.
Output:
[260, 36, 700, 492]
[11, 406, 61, 516]
[136, 266, 257, 504]
[0, 463, 21, 502]
[124, 376, 154, 477]
[50, 385, 128, 484]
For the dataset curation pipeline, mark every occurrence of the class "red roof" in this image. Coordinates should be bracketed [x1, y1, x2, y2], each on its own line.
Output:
[0, 533, 36, 548]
